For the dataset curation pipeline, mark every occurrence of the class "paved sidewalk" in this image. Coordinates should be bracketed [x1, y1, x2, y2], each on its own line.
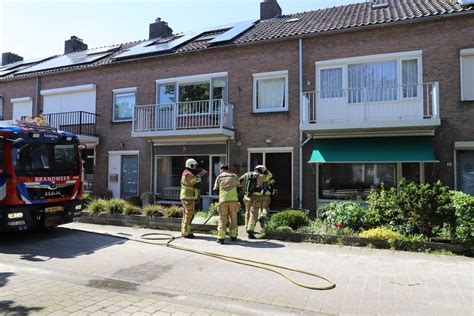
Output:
[1, 222, 473, 315]
[0, 271, 226, 315]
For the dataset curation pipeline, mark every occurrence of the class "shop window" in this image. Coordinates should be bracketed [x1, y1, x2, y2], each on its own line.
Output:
[319, 163, 397, 200]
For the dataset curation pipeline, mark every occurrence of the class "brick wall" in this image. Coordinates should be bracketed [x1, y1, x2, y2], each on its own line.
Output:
[301, 15, 474, 210]
[1, 14, 473, 211]
[0, 40, 302, 201]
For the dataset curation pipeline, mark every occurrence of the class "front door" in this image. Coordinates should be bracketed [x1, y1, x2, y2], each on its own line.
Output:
[249, 151, 292, 209]
[459, 151, 474, 196]
[121, 155, 139, 197]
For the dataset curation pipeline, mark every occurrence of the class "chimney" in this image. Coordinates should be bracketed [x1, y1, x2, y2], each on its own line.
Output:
[2, 52, 23, 66]
[260, 0, 282, 20]
[64, 36, 88, 54]
[149, 18, 173, 40]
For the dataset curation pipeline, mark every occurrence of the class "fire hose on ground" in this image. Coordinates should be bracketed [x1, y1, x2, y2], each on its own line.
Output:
[94, 220, 336, 291]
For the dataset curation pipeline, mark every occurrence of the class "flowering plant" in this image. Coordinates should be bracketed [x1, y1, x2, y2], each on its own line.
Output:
[21, 115, 49, 127]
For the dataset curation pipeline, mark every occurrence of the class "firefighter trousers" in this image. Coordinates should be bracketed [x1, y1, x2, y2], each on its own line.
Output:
[217, 201, 239, 240]
[245, 196, 263, 233]
[181, 200, 195, 236]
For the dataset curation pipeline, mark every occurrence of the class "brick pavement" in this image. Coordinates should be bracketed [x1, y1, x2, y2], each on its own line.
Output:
[1, 223, 473, 315]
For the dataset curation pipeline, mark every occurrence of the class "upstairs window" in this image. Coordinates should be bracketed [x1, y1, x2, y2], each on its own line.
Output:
[348, 60, 398, 103]
[253, 70, 289, 113]
[461, 49, 474, 101]
[317, 51, 421, 104]
[402, 59, 419, 98]
[113, 88, 136, 122]
[320, 68, 343, 99]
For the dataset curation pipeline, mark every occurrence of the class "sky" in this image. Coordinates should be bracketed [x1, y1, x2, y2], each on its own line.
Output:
[0, 0, 360, 62]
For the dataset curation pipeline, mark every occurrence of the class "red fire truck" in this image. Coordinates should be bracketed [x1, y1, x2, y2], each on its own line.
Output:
[0, 122, 84, 231]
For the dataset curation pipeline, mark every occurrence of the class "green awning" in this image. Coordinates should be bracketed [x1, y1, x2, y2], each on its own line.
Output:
[309, 136, 438, 163]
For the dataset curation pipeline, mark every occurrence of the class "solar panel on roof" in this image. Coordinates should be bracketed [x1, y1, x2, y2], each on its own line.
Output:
[113, 32, 202, 59]
[0, 56, 55, 71]
[15, 51, 111, 75]
[208, 20, 256, 44]
[114, 20, 257, 59]
[0, 68, 18, 77]
[86, 45, 121, 55]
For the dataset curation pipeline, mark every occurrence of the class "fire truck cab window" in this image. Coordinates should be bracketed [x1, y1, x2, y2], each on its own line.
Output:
[13, 143, 79, 176]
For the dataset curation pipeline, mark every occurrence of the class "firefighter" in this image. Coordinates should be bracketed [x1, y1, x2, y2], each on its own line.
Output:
[180, 158, 201, 238]
[213, 165, 240, 244]
[239, 165, 266, 239]
[259, 168, 275, 228]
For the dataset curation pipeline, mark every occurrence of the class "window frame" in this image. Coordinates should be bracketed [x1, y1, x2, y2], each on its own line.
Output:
[155, 72, 229, 104]
[252, 70, 289, 113]
[315, 51, 423, 104]
[460, 48, 474, 102]
[112, 87, 137, 123]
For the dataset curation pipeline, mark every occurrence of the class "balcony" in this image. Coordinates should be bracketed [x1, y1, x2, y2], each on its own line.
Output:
[132, 99, 234, 139]
[22, 111, 99, 143]
[301, 83, 441, 136]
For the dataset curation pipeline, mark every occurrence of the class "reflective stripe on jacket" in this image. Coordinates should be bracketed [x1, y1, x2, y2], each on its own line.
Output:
[213, 172, 239, 202]
[180, 169, 200, 201]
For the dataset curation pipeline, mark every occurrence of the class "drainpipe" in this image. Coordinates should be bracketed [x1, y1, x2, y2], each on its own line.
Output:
[298, 38, 303, 209]
[149, 140, 154, 194]
[34, 76, 41, 114]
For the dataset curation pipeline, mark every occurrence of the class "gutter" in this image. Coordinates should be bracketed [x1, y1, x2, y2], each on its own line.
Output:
[2, 10, 473, 83]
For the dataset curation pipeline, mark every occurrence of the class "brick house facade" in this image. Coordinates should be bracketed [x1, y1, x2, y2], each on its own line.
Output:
[1, 0, 473, 213]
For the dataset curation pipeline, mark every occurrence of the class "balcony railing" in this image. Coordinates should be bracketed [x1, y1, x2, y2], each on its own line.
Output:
[133, 99, 234, 133]
[302, 82, 440, 125]
[23, 111, 99, 136]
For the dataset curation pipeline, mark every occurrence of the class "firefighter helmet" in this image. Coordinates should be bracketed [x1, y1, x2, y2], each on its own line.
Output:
[185, 158, 198, 169]
[254, 165, 267, 174]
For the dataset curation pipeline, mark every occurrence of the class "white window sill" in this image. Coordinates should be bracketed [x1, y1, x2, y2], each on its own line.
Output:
[253, 108, 288, 114]
[112, 119, 132, 123]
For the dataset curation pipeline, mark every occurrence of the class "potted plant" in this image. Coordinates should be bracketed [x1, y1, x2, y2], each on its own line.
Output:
[140, 191, 155, 207]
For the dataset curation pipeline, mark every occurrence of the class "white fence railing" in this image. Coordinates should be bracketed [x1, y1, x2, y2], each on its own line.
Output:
[133, 99, 234, 132]
[302, 82, 440, 124]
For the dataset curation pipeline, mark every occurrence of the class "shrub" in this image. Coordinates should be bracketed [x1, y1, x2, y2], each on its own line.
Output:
[80, 193, 92, 207]
[275, 226, 293, 233]
[366, 184, 403, 229]
[321, 201, 368, 231]
[269, 210, 311, 230]
[163, 205, 184, 218]
[360, 228, 403, 241]
[397, 179, 453, 238]
[297, 219, 324, 234]
[452, 191, 474, 252]
[107, 199, 127, 215]
[88, 199, 108, 214]
[143, 205, 165, 218]
[123, 203, 141, 216]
